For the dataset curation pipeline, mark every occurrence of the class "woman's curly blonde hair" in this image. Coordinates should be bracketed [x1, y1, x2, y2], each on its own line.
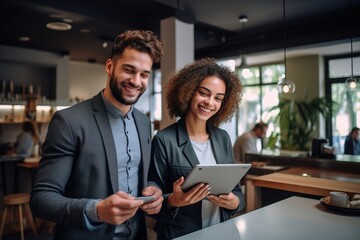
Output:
[166, 58, 242, 126]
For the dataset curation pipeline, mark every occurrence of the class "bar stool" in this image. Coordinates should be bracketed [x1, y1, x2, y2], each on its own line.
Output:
[0, 193, 37, 240]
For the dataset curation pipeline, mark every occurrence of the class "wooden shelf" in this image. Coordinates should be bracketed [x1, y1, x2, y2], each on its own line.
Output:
[0, 120, 49, 124]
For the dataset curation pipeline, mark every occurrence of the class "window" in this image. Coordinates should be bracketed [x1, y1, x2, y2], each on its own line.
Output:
[151, 61, 284, 148]
[150, 69, 162, 122]
[236, 63, 284, 147]
[326, 54, 360, 154]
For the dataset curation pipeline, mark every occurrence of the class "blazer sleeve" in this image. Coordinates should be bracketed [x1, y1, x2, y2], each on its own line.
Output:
[148, 131, 179, 221]
[30, 110, 89, 228]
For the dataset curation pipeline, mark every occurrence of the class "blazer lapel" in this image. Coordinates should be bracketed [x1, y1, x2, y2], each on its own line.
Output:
[92, 93, 118, 193]
[177, 118, 199, 167]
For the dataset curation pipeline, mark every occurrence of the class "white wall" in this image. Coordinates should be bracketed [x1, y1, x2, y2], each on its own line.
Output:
[69, 61, 152, 115]
[287, 55, 321, 101]
[287, 55, 326, 138]
[219, 115, 237, 145]
[69, 61, 106, 102]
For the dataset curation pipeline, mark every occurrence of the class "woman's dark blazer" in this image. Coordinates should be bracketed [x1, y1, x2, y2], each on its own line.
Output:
[148, 118, 244, 240]
[30, 91, 151, 240]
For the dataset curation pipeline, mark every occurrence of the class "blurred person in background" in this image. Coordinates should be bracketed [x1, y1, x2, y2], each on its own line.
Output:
[344, 127, 360, 155]
[6, 120, 40, 157]
[233, 122, 268, 163]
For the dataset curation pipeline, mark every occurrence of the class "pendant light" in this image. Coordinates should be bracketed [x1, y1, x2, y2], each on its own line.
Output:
[278, 0, 295, 94]
[345, 0, 359, 90]
[345, 38, 359, 90]
[238, 15, 248, 69]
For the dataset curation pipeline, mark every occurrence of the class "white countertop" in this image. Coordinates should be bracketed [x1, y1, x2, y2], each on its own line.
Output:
[174, 196, 360, 240]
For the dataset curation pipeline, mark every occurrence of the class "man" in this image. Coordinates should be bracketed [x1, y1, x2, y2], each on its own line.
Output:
[233, 122, 268, 163]
[30, 30, 164, 240]
[344, 127, 360, 155]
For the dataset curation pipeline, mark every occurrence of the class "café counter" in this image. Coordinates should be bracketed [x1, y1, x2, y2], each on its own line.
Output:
[174, 196, 360, 240]
[244, 151, 360, 212]
[245, 151, 360, 173]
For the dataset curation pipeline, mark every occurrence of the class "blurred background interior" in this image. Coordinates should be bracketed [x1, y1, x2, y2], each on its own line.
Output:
[0, 0, 359, 239]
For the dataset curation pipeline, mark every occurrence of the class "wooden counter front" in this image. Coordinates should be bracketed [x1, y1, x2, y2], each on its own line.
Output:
[245, 152, 360, 173]
[245, 170, 360, 212]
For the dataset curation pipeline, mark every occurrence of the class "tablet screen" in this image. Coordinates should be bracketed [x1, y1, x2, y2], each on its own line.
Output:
[181, 163, 251, 195]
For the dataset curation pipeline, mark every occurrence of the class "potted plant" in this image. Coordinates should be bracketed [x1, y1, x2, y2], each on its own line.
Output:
[267, 96, 336, 151]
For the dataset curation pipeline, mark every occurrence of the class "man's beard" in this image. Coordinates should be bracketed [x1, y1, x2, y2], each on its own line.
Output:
[109, 72, 145, 105]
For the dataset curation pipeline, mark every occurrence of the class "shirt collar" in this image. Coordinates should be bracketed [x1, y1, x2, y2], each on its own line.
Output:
[101, 90, 133, 119]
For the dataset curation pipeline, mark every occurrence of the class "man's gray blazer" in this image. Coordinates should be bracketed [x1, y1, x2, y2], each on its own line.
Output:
[30, 91, 151, 240]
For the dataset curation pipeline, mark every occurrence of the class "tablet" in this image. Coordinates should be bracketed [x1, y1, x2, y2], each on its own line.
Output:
[181, 163, 251, 195]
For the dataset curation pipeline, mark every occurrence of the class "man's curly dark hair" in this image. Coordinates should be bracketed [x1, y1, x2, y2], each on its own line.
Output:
[110, 30, 164, 63]
[166, 58, 242, 126]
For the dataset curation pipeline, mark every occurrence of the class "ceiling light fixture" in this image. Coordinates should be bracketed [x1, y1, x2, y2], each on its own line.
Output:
[238, 15, 248, 69]
[278, 0, 295, 94]
[46, 22, 72, 31]
[345, 38, 359, 90]
[239, 54, 248, 68]
[19, 36, 30, 42]
[100, 36, 113, 48]
[62, 18, 73, 23]
[345, 0, 359, 90]
[80, 28, 90, 33]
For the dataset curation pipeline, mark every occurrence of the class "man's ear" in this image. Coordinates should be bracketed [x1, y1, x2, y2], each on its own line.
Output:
[105, 59, 113, 74]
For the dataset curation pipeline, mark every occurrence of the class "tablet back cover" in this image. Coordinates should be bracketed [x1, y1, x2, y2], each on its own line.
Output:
[181, 164, 251, 195]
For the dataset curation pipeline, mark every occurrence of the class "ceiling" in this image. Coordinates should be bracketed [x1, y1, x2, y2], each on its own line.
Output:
[1, 0, 360, 64]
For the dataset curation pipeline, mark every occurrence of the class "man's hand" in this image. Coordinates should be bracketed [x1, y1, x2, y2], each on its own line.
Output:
[96, 191, 143, 225]
[140, 186, 164, 215]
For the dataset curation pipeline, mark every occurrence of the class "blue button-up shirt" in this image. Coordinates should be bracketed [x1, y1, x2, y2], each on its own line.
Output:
[84, 92, 142, 239]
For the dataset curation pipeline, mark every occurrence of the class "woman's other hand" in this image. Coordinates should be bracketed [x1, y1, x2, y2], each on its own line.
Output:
[206, 192, 239, 210]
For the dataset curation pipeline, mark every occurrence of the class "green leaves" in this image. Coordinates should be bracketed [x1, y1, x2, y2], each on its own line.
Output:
[269, 97, 336, 151]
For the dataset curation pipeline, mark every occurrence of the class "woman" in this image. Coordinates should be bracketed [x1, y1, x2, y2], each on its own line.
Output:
[148, 58, 243, 239]
[14, 120, 39, 157]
